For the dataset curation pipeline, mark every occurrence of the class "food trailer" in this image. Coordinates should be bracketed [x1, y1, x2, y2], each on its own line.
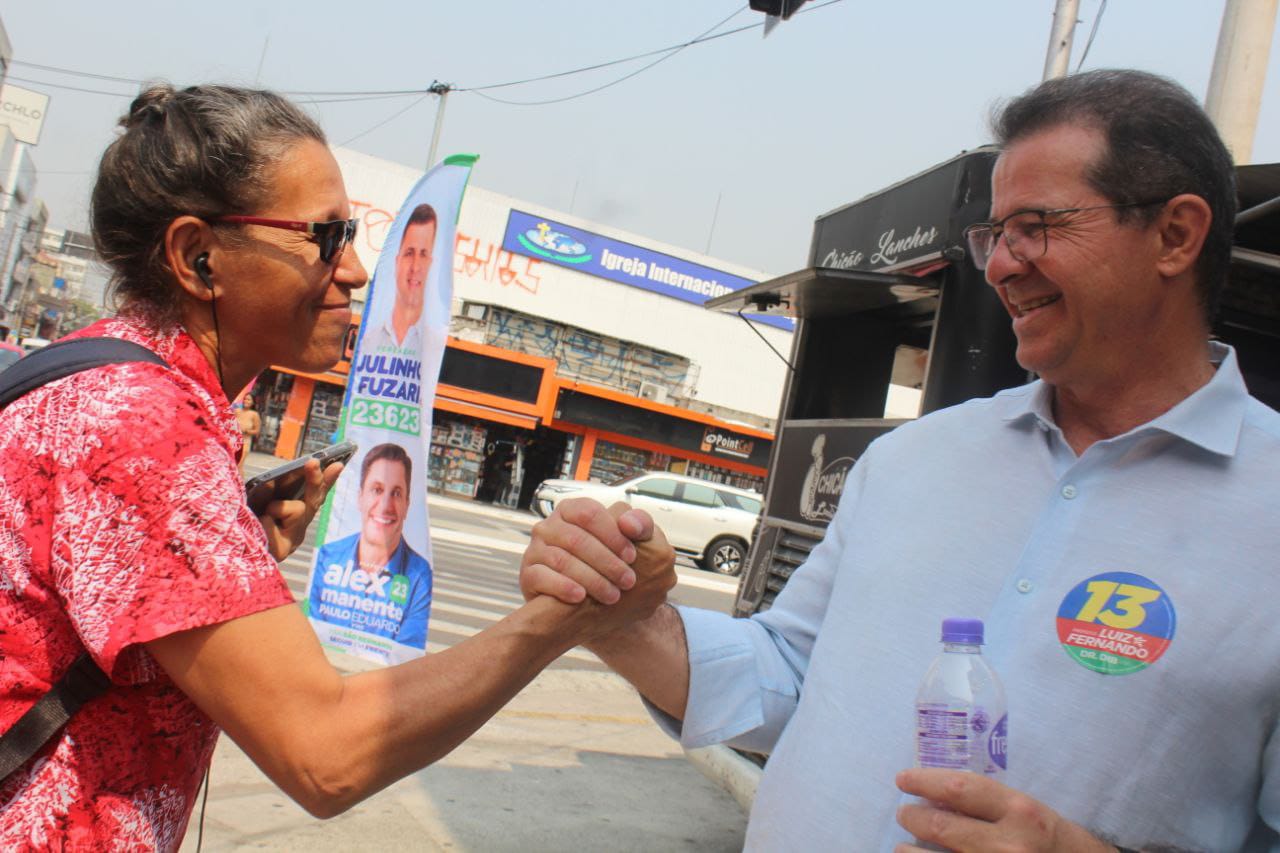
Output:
[708, 149, 1280, 617]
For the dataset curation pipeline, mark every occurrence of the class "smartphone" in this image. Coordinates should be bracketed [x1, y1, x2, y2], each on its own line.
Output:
[244, 440, 358, 515]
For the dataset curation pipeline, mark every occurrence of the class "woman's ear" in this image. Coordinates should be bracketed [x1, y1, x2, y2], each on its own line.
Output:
[166, 216, 217, 301]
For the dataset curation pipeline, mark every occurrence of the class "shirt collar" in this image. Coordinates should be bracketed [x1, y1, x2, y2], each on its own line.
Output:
[379, 314, 421, 349]
[1001, 341, 1249, 457]
[72, 310, 240, 435]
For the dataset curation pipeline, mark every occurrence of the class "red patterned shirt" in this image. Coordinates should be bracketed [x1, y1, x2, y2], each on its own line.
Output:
[0, 313, 293, 851]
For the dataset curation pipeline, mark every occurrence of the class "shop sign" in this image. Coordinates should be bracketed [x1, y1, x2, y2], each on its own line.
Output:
[556, 388, 773, 469]
[817, 223, 942, 272]
[0, 84, 50, 145]
[766, 421, 900, 528]
[502, 209, 791, 330]
[811, 151, 995, 273]
[700, 426, 755, 459]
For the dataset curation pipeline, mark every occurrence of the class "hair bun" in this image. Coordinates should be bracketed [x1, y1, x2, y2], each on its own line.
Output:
[122, 84, 176, 129]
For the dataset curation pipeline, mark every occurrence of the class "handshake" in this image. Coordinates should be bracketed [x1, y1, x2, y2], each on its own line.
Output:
[518, 497, 679, 647]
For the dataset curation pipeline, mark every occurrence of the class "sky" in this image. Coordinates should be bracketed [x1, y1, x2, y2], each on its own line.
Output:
[5, 1, 1280, 278]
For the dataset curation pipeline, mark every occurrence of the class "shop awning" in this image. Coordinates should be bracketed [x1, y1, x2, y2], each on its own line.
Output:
[435, 394, 540, 430]
[703, 267, 939, 321]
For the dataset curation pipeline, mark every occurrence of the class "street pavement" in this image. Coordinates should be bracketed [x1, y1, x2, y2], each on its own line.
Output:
[179, 452, 749, 851]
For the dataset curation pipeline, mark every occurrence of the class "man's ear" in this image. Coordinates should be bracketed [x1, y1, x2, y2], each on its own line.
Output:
[1154, 193, 1213, 280]
[165, 216, 218, 300]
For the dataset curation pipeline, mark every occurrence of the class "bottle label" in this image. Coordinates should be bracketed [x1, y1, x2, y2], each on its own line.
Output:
[1055, 571, 1176, 676]
[917, 705, 1006, 775]
[915, 704, 972, 770]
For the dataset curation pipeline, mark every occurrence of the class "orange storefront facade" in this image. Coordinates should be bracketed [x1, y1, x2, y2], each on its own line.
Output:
[254, 320, 772, 508]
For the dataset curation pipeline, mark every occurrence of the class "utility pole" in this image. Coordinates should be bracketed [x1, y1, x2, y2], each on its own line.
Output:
[1206, 0, 1279, 164]
[425, 81, 452, 172]
[1043, 0, 1081, 80]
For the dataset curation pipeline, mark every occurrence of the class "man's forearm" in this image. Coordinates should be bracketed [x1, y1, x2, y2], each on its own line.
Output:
[586, 603, 690, 719]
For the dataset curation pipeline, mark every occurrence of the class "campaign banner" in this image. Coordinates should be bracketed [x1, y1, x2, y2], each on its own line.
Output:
[304, 154, 477, 666]
[501, 209, 793, 331]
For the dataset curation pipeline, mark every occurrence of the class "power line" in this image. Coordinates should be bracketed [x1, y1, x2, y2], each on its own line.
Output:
[297, 92, 422, 106]
[459, 0, 848, 97]
[8, 60, 140, 87]
[9, 59, 429, 98]
[2, 74, 132, 99]
[4, 73, 419, 107]
[462, 0, 846, 107]
[7, 0, 844, 103]
[468, 5, 749, 106]
[8, 1, 844, 153]
[461, 9, 752, 93]
[336, 92, 433, 147]
[1075, 0, 1108, 72]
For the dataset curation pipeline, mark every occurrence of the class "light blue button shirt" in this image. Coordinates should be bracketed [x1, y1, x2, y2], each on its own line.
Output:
[657, 343, 1280, 852]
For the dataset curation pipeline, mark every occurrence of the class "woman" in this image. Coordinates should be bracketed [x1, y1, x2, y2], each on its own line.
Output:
[235, 393, 261, 457]
[0, 84, 673, 851]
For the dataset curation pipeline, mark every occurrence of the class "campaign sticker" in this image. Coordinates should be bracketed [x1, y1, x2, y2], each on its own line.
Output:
[389, 574, 410, 606]
[1056, 571, 1175, 676]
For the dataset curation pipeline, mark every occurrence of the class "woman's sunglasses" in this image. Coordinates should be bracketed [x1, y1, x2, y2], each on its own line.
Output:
[215, 216, 359, 264]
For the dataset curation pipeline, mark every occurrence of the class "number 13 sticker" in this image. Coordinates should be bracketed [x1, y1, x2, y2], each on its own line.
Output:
[1056, 572, 1176, 675]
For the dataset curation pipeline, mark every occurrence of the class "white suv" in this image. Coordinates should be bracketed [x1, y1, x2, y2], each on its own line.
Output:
[533, 471, 762, 576]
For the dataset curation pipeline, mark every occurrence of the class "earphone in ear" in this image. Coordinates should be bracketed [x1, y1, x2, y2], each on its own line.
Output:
[195, 251, 227, 388]
[194, 253, 213, 290]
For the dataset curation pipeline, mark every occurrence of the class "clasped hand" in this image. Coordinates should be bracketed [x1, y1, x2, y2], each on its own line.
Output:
[521, 497, 676, 638]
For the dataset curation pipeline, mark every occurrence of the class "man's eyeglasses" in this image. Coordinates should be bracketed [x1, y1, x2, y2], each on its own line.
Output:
[215, 216, 359, 264]
[962, 200, 1169, 271]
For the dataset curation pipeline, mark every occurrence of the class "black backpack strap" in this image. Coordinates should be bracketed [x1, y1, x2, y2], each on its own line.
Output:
[0, 336, 167, 783]
[0, 337, 166, 409]
[0, 653, 111, 782]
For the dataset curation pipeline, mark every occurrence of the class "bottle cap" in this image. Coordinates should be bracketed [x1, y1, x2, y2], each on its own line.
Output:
[941, 617, 984, 644]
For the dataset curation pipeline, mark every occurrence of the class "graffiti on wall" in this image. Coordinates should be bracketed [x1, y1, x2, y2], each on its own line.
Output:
[485, 307, 689, 395]
[454, 232, 542, 294]
[488, 310, 559, 359]
[350, 200, 396, 258]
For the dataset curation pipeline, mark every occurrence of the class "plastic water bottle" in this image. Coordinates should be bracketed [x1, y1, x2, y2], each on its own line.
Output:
[915, 617, 1007, 778]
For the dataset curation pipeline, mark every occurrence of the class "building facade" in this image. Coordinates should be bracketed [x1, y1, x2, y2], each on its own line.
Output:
[257, 148, 791, 506]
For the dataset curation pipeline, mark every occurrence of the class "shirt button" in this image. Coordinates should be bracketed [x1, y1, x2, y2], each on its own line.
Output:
[1061, 484, 1078, 499]
[1016, 579, 1033, 593]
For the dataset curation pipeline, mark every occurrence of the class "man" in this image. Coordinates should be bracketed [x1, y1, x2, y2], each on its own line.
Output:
[310, 443, 432, 649]
[362, 203, 436, 355]
[523, 70, 1280, 850]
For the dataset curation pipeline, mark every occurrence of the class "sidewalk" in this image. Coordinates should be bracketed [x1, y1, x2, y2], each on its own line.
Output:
[181, 667, 747, 852]
[427, 490, 541, 527]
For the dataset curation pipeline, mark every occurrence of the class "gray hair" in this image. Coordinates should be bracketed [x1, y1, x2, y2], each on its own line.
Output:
[992, 69, 1236, 323]
[91, 83, 326, 322]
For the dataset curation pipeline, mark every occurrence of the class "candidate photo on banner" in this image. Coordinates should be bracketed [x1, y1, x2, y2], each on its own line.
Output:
[309, 442, 432, 650]
[304, 155, 477, 666]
